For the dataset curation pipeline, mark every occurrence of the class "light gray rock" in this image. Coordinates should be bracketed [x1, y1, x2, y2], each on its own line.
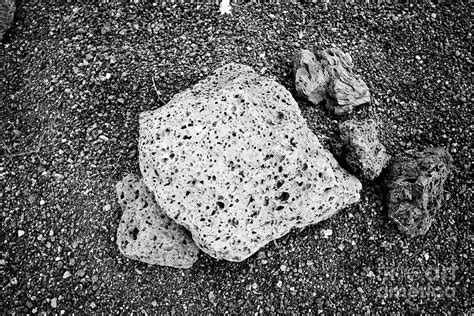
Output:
[293, 49, 329, 106]
[139, 63, 362, 262]
[384, 147, 453, 237]
[339, 119, 390, 180]
[116, 174, 199, 268]
[0, 0, 15, 40]
[293, 47, 371, 115]
[320, 48, 371, 115]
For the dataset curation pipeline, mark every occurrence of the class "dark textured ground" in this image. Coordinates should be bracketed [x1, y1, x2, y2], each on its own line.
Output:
[1, 1, 472, 314]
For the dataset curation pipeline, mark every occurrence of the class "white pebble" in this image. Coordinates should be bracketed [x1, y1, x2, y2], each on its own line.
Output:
[321, 229, 333, 238]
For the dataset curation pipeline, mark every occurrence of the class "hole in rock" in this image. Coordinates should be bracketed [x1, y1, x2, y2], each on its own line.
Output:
[130, 228, 139, 240]
[216, 201, 225, 209]
[277, 192, 290, 202]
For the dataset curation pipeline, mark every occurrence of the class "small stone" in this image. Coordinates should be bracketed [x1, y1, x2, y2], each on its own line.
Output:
[103, 204, 111, 212]
[115, 174, 199, 268]
[424, 253, 429, 260]
[280, 264, 287, 272]
[339, 119, 391, 180]
[321, 229, 333, 238]
[276, 280, 283, 288]
[75, 269, 86, 277]
[151, 300, 157, 307]
[90, 302, 96, 309]
[384, 147, 453, 236]
[17, 230, 25, 237]
[39, 200, 46, 206]
[63, 271, 72, 279]
[367, 271, 375, 278]
[293, 47, 370, 115]
[51, 298, 57, 308]
[208, 291, 215, 302]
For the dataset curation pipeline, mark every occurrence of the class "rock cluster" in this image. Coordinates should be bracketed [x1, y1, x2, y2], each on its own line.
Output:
[339, 119, 390, 180]
[116, 174, 199, 268]
[116, 63, 362, 267]
[384, 147, 453, 237]
[293, 47, 370, 115]
[0, 0, 15, 40]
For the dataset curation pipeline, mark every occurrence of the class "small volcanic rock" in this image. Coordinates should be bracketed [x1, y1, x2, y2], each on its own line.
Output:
[384, 147, 453, 237]
[116, 174, 199, 268]
[339, 119, 391, 180]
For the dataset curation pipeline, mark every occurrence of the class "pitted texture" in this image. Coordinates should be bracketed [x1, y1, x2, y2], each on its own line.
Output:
[339, 119, 390, 180]
[384, 147, 453, 237]
[116, 174, 199, 268]
[139, 63, 361, 262]
[293, 48, 370, 115]
[0, 0, 15, 40]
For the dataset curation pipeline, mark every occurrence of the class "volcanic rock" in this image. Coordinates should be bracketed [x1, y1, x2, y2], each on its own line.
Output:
[139, 63, 362, 262]
[384, 147, 453, 237]
[339, 119, 390, 180]
[0, 0, 15, 40]
[116, 174, 199, 268]
[293, 47, 370, 115]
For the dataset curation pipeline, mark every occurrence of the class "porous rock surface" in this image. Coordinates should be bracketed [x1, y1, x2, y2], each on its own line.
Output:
[384, 147, 453, 237]
[0, 0, 15, 40]
[116, 174, 199, 268]
[339, 119, 390, 180]
[139, 63, 362, 262]
[293, 47, 371, 115]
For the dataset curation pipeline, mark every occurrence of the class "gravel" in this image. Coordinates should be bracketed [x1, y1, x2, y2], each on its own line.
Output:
[1, 1, 472, 314]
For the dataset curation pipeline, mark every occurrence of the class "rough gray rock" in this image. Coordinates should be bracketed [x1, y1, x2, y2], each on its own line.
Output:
[339, 119, 390, 180]
[116, 174, 199, 268]
[0, 0, 15, 40]
[139, 63, 362, 262]
[293, 49, 329, 106]
[293, 47, 370, 115]
[384, 147, 453, 237]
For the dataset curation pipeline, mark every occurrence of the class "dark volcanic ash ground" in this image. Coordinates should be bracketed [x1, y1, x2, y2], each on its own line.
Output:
[1, 2, 472, 314]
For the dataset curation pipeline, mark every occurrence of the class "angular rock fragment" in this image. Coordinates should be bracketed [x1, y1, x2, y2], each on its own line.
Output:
[139, 63, 362, 262]
[293, 49, 329, 106]
[339, 119, 390, 180]
[384, 147, 453, 237]
[116, 174, 199, 268]
[293, 47, 370, 115]
[320, 48, 371, 115]
[0, 0, 15, 40]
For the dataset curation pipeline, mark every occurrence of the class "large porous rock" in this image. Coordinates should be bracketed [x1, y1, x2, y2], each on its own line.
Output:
[0, 0, 15, 40]
[293, 47, 370, 115]
[116, 174, 200, 268]
[139, 63, 362, 262]
[384, 147, 453, 237]
[339, 119, 390, 180]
